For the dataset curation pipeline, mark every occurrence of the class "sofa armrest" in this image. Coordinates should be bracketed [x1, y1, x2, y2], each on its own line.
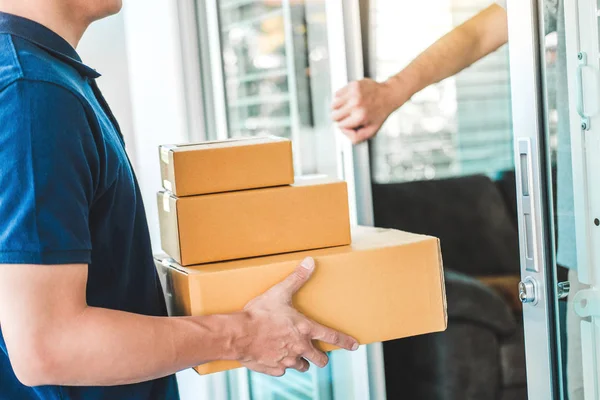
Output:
[446, 271, 517, 337]
[477, 275, 522, 314]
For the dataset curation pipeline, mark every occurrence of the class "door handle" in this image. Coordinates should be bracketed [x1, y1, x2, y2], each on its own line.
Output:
[575, 51, 600, 130]
[516, 139, 539, 273]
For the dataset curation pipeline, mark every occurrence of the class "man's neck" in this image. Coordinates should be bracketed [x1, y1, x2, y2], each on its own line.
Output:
[0, 1, 87, 48]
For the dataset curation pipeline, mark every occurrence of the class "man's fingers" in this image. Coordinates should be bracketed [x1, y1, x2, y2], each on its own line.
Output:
[338, 112, 368, 130]
[331, 104, 353, 122]
[331, 95, 348, 110]
[245, 363, 286, 377]
[301, 345, 329, 368]
[311, 322, 359, 351]
[270, 257, 315, 298]
[334, 85, 351, 100]
[353, 126, 377, 144]
[340, 128, 358, 142]
[265, 367, 286, 377]
[286, 357, 310, 373]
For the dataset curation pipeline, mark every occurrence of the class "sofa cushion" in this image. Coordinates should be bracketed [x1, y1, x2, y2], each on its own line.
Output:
[500, 325, 527, 387]
[500, 388, 528, 400]
[477, 275, 522, 313]
[495, 170, 518, 225]
[384, 323, 501, 400]
[372, 175, 520, 276]
[445, 271, 517, 337]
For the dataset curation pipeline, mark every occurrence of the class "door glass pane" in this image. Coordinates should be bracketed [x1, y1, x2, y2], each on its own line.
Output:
[538, 0, 584, 398]
[216, 0, 338, 178]
[367, 1, 528, 399]
[369, 0, 513, 183]
[220, 0, 294, 139]
[210, 0, 346, 398]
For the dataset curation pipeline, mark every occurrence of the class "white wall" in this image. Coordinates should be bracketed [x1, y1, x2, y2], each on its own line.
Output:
[81, 2, 190, 254]
[77, 4, 219, 399]
[122, 0, 190, 252]
[79, 2, 191, 253]
[78, 13, 137, 166]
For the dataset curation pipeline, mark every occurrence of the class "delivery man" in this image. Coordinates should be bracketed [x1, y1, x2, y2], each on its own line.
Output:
[332, 1, 582, 398]
[0, 1, 358, 399]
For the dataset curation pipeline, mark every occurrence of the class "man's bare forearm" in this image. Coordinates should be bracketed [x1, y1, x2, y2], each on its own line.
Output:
[16, 307, 248, 386]
[384, 4, 508, 108]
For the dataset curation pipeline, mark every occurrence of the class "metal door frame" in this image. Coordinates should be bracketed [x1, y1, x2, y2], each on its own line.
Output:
[564, 0, 600, 397]
[507, 0, 562, 398]
[323, 1, 385, 399]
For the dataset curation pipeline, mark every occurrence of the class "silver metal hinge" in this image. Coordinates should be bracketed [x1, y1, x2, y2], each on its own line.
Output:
[574, 288, 600, 318]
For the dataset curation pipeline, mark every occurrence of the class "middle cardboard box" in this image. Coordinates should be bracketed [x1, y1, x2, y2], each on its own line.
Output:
[158, 177, 351, 266]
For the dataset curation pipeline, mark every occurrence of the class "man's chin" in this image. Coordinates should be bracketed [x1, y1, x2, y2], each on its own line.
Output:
[91, 0, 123, 21]
[105, 0, 123, 17]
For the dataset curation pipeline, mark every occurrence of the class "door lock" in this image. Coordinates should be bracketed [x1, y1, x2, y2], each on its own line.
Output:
[519, 278, 537, 304]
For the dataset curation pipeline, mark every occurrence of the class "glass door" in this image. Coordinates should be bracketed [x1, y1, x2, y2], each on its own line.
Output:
[509, 0, 600, 398]
[190, 0, 384, 399]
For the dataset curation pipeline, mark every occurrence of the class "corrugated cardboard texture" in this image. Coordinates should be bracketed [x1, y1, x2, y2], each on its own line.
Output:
[157, 178, 352, 265]
[159, 136, 294, 196]
[154, 226, 447, 375]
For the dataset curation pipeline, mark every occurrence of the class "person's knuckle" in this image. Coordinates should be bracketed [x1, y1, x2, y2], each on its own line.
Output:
[357, 109, 368, 122]
[282, 357, 296, 368]
[296, 320, 312, 336]
[289, 342, 304, 356]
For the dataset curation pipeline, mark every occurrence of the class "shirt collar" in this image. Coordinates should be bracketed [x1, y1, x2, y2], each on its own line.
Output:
[0, 11, 101, 79]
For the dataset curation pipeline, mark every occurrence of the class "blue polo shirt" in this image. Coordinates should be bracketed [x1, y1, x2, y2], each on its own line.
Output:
[0, 12, 179, 400]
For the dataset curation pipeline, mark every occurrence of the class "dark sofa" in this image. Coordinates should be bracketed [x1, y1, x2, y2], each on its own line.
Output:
[373, 172, 528, 400]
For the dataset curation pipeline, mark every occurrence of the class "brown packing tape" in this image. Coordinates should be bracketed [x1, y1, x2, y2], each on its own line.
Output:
[158, 146, 176, 194]
[157, 192, 181, 264]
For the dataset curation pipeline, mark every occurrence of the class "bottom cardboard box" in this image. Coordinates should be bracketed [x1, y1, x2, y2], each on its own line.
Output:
[154, 226, 447, 375]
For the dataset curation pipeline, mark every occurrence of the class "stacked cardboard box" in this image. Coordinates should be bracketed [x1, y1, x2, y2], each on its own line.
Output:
[156, 136, 447, 375]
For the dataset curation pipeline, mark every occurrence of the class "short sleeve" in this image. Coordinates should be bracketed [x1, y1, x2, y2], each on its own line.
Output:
[0, 80, 97, 264]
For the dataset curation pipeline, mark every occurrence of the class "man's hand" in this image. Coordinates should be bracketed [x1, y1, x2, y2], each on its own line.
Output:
[332, 78, 407, 144]
[331, 4, 508, 146]
[237, 257, 359, 377]
[0, 258, 357, 386]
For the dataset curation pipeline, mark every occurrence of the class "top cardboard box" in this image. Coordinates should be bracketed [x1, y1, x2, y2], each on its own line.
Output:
[159, 136, 294, 196]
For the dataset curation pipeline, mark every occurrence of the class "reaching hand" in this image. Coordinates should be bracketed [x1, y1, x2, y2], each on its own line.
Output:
[237, 257, 359, 377]
[331, 78, 405, 144]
